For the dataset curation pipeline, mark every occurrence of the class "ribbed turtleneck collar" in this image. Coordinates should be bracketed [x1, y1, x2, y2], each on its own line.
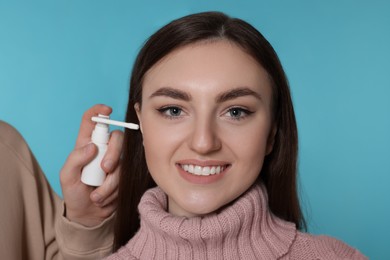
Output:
[111, 184, 297, 260]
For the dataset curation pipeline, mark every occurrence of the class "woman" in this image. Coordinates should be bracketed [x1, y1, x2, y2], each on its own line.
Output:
[106, 12, 366, 259]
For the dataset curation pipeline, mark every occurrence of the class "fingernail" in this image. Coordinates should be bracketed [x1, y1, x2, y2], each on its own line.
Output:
[103, 160, 114, 171]
[92, 192, 102, 203]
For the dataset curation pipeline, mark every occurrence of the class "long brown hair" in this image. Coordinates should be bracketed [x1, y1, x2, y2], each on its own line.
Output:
[114, 11, 305, 251]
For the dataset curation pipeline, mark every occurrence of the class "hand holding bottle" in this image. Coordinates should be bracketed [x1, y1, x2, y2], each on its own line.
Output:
[60, 104, 123, 227]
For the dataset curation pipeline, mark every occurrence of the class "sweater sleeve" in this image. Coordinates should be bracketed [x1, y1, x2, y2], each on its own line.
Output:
[314, 235, 368, 260]
[290, 233, 368, 260]
[55, 201, 114, 259]
[0, 121, 114, 260]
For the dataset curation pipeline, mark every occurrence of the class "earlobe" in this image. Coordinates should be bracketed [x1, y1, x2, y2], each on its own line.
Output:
[266, 126, 277, 155]
[134, 103, 143, 133]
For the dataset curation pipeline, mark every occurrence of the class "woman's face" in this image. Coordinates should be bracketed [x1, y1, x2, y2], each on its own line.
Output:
[136, 40, 275, 217]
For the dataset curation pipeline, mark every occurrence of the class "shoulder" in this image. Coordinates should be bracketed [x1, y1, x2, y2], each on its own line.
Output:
[0, 121, 29, 155]
[0, 120, 29, 156]
[0, 120, 24, 143]
[288, 232, 368, 260]
[0, 121, 38, 176]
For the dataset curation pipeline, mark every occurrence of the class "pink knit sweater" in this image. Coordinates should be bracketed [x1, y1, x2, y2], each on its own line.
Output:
[107, 184, 367, 259]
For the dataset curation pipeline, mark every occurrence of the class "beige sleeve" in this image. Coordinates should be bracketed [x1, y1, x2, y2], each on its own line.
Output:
[0, 121, 114, 260]
[56, 203, 114, 259]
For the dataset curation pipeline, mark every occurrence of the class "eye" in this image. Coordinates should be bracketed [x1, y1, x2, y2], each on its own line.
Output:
[229, 108, 243, 117]
[225, 107, 253, 120]
[157, 106, 184, 118]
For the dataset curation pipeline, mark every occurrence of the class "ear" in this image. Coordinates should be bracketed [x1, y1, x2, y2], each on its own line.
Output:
[266, 125, 277, 155]
[134, 103, 143, 134]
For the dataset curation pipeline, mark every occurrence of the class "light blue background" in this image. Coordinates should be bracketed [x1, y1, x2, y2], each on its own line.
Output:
[1, 0, 389, 258]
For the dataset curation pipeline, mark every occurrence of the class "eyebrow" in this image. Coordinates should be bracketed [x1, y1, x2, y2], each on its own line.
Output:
[149, 86, 262, 102]
[215, 87, 262, 103]
[149, 87, 191, 101]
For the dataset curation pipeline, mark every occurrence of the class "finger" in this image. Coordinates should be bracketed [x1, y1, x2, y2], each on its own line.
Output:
[103, 190, 118, 207]
[101, 130, 124, 173]
[94, 190, 118, 208]
[60, 143, 97, 185]
[90, 167, 120, 204]
[75, 104, 112, 149]
[98, 200, 118, 219]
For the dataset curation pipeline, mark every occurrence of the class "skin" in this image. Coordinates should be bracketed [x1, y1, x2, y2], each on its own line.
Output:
[136, 40, 275, 218]
[61, 104, 123, 226]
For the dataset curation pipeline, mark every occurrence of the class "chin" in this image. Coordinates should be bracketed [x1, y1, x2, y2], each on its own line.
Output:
[183, 206, 218, 218]
[168, 196, 220, 217]
[179, 197, 232, 217]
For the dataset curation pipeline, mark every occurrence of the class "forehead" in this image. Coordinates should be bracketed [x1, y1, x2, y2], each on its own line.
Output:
[142, 40, 272, 100]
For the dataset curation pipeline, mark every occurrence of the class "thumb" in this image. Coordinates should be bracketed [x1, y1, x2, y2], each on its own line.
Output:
[60, 143, 97, 185]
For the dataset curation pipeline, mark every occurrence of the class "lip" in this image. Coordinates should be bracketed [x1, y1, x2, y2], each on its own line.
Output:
[176, 159, 231, 185]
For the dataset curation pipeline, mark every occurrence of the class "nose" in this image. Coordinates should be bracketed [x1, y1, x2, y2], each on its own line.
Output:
[189, 116, 222, 154]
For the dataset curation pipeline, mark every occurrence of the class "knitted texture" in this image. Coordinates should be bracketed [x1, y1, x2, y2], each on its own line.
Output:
[107, 184, 367, 260]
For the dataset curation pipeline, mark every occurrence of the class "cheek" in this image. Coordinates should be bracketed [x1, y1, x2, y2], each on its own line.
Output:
[141, 122, 166, 168]
[243, 129, 269, 157]
[226, 121, 271, 168]
[141, 118, 186, 173]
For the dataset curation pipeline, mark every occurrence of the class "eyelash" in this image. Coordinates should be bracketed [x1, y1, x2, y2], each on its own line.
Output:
[156, 106, 184, 119]
[157, 106, 254, 121]
[224, 107, 254, 121]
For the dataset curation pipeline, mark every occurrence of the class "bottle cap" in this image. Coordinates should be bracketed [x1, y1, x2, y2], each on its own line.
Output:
[91, 114, 110, 144]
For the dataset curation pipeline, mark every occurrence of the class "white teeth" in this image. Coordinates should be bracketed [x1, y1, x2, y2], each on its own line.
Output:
[194, 166, 202, 174]
[202, 166, 210, 176]
[180, 164, 227, 176]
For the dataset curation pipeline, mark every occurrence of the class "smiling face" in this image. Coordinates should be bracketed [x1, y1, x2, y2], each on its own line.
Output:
[135, 40, 275, 217]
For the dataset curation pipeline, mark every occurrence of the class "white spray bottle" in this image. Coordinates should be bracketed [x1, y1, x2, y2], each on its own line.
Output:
[81, 114, 139, 186]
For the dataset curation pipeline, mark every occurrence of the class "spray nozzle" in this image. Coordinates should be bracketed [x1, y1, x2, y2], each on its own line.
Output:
[95, 114, 110, 128]
[91, 114, 110, 144]
[91, 115, 139, 130]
